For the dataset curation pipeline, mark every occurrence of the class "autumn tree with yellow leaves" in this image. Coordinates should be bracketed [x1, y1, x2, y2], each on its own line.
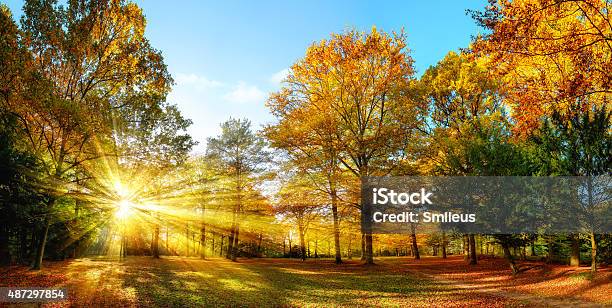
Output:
[267, 27, 424, 264]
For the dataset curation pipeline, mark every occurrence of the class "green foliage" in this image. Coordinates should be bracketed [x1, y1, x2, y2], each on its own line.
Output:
[444, 122, 535, 176]
[530, 105, 612, 176]
[206, 118, 270, 177]
[0, 111, 47, 264]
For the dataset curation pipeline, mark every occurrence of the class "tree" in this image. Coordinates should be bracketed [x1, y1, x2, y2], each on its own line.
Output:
[267, 27, 423, 264]
[443, 123, 537, 274]
[531, 106, 611, 272]
[206, 118, 269, 261]
[418, 51, 506, 265]
[266, 93, 347, 264]
[418, 51, 505, 175]
[188, 157, 216, 260]
[275, 174, 323, 261]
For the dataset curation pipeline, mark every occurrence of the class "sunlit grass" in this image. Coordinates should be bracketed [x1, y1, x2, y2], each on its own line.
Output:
[4, 257, 610, 307]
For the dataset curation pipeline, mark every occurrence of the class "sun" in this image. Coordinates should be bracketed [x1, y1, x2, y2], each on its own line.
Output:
[113, 180, 136, 219]
[114, 181, 129, 199]
[115, 199, 134, 219]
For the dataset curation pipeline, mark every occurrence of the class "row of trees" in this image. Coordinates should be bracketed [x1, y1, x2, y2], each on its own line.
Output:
[263, 0, 611, 272]
[0, 0, 609, 274]
[0, 0, 194, 269]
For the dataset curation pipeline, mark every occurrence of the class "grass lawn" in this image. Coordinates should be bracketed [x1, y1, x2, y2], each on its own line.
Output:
[1, 256, 609, 307]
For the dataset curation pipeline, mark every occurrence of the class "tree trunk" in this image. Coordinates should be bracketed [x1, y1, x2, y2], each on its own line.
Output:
[546, 235, 555, 263]
[165, 226, 169, 255]
[185, 224, 190, 256]
[211, 232, 215, 256]
[463, 234, 469, 261]
[331, 191, 342, 264]
[152, 224, 160, 258]
[32, 196, 56, 270]
[365, 234, 374, 264]
[231, 174, 242, 262]
[410, 224, 420, 260]
[121, 229, 128, 258]
[501, 240, 519, 275]
[590, 232, 597, 272]
[200, 203, 206, 259]
[72, 197, 80, 259]
[347, 235, 352, 260]
[587, 177, 597, 273]
[360, 233, 366, 261]
[469, 234, 477, 265]
[441, 231, 447, 259]
[119, 231, 124, 259]
[231, 225, 239, 261]
[362, 184, 374, 264]
[192, 233, 196, 255]
[32, 216, 51, 270]
[200, 223, 206, 259]
[220, 235, 225, 257]
[226, 230, 234, 259]
[570, 233, 580, 266]
[257, 232, 262, 255]
[298, 221, 306, 261]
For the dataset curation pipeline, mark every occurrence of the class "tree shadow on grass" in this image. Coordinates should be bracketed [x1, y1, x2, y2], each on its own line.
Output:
[245, 258, 512, 307]
[119, 257, 285, 307]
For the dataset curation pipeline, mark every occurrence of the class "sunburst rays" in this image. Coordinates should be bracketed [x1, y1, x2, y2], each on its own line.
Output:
[39, 139, 276, 259]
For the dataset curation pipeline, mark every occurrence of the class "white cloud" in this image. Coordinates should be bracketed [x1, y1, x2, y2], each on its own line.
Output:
[174, 73, 223, 90]
[270, 68, 289, 85]
[167, 74, 274, 152]
[223, 82, 266, 104]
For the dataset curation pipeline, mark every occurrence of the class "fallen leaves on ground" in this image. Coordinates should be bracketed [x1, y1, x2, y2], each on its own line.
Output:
[0, 256, 609, 307]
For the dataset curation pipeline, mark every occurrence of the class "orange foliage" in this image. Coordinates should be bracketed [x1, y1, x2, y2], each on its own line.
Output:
[473, 0, 612, 135]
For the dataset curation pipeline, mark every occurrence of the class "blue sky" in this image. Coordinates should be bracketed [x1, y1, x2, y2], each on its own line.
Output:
[4, 0, 487, 153]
